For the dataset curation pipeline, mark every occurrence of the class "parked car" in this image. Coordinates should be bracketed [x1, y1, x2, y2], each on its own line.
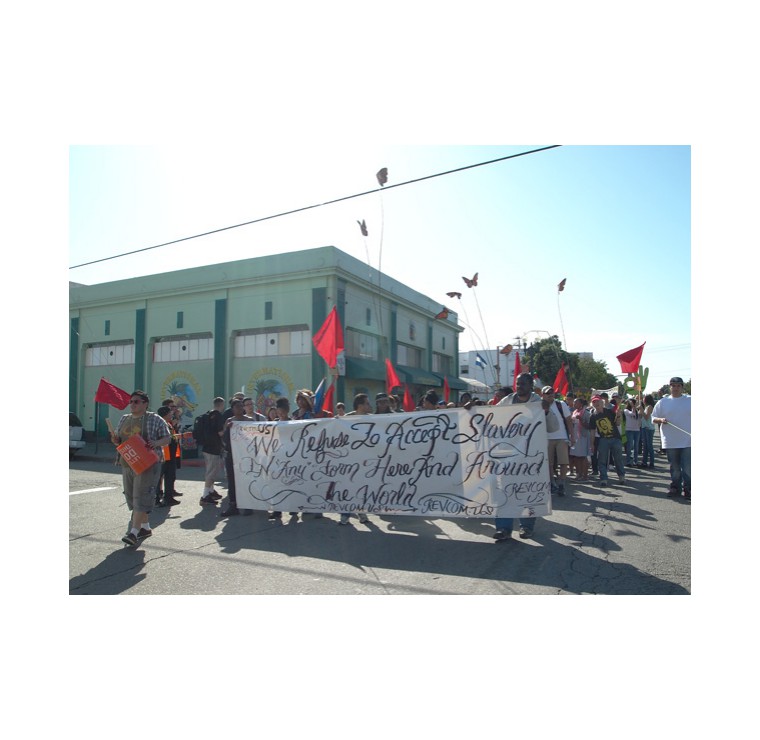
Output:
[70, 412, 86, 458]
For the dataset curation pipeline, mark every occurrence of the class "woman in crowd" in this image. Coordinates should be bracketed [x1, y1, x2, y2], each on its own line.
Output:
[569, 397, 592, 482]
[639, 393, 656, 468]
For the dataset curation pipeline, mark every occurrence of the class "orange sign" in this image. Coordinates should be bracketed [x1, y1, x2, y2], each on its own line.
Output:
[117, 434, 160, 474]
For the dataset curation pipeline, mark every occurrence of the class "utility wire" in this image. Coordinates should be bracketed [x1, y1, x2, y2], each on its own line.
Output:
[69, 145, 562, 270]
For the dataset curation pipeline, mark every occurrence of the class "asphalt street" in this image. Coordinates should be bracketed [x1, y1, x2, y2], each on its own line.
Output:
[69, 441, 690, 595]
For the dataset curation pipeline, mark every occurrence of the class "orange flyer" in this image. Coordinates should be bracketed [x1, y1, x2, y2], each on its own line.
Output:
[117, 434, 160, 474]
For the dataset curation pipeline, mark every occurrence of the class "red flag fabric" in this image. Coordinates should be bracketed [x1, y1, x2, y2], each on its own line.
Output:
[513, 352, 521, 391]
[94, 377, 131, 409]
[312, 306, 344, 369]
[385, 358, 402, 394]
[553, 363, 569, 396]
[403, 384, 416, 412]
[443, 376, 450, 404]
[616, 342, 646, 373]
[321, 381, 335, 416]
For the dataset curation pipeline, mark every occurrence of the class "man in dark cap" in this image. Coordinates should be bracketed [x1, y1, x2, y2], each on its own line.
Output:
[374, 392, 393, 414]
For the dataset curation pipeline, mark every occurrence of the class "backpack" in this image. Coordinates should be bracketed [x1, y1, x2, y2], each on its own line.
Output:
[192, 412, 211, 445]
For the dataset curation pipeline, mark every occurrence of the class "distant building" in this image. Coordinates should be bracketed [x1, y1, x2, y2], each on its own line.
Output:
[69, 246, 468, 435]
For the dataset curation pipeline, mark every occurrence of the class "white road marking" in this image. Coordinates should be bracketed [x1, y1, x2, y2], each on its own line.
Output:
[69, 487, 118, 496]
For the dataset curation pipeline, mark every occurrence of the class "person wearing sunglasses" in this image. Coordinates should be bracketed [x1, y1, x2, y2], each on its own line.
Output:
[110, 390, 172, 546]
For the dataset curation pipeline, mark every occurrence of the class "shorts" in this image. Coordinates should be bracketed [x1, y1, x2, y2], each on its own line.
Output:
[203, 451, 224, 481]
[548, 439, 570, 467]
[121, 462, 160, 513]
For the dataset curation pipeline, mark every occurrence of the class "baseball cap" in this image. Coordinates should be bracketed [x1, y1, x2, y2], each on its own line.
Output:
[591, 395, 603, 402]
[541, 386, 554, 394]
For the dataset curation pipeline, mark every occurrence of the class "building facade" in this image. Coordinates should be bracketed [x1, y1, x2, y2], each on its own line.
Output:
[70, 246, 466, 435]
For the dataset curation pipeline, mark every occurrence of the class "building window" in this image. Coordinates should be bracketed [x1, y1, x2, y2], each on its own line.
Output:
[442, 336, 446, 350]
[265, 301, 273, 321]
[104, 320, 110, 336]
[409, 322, 416, 341]
[153, 337, 213, 362]
[397, 343, 422, 367]
[433, 352, 451, 375]
[366, 307, 371, 326]
[177, 311, 184, 329]
[345, 329, 380, 360]
[85, 342, 135, 367]
[234, 328, 310, 358]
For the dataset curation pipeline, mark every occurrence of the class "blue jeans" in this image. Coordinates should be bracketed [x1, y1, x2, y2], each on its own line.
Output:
[494, 516, 535, 533]
[625, 430, 640, 464]
[666, 447, 691, 493]
[596, 437, 625, 481]
[641, 427, 655, 466]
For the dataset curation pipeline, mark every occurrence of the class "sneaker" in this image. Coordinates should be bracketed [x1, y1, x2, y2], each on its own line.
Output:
[200, 495, 217, 506]
[618, 477, 626, 485]
[599, 479, 609, 488]
[493, 529, 511, 541]
[683, 489, 691, 500]
[137, 528, 152, 541]
[358, 512, 369, 524]
[220, 506, 240, 517]
[160, 496, 181, 507]
[338, 514, 351, 525]
[518, 526, 534, 539]
[121, 531, 138, 546]
[268, 511, 282, 520]
[209, 491, 223, 501]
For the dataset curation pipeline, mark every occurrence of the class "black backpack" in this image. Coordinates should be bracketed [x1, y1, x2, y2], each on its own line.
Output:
[192, 412, 211, 444]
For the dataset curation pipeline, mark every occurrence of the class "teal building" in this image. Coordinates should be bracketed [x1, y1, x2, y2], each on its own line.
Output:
[70, 246, 466, 436]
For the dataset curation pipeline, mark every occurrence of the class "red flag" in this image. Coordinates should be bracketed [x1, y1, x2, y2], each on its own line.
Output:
[443, 376, 450, 404]
[616, 342, 646, 373]
[385, 358, 402, 394]
[321, 381, 335, 416]
[403, 384, 416, 412]
[94, 378, 131, 409]
[312, 306, 344, 368]
[512, 352, 521, 391]
[553, 363, 569, 396]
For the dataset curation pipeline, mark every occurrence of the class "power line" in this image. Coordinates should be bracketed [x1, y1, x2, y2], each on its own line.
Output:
[69, 145, 562, 270]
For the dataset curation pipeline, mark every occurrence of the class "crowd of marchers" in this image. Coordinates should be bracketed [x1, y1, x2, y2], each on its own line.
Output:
[108, 375, 690, 548]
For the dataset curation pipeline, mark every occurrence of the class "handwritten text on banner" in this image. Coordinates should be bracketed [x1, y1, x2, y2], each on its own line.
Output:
[230, 405, 552, 519]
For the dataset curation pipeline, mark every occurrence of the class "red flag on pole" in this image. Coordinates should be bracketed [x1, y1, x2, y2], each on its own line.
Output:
[321, 381, 335, 416]
[94, 378, 131, 409]
[513, 352, 521, 391]
[403, 384, 416, 412]
[385, 358, 402, 394]
[443, 376, 450, 404]
[312, 306, 344, 368]
[616, 342, 646, 373]
[553, 363, 569, 396]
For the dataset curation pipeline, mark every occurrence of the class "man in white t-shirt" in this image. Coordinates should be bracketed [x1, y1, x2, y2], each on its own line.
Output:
[541, 386, 575, 496]
[652, 376, 691, 500]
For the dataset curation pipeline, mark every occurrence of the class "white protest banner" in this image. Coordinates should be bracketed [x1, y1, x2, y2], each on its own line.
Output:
[230, 404, 552, 519]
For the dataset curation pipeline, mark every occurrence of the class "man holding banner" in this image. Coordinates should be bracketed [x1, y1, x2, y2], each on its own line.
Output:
[110, 390, 172, 547]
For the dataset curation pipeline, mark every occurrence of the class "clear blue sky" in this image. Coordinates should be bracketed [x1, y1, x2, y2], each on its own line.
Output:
[69, 144, 690, 392]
